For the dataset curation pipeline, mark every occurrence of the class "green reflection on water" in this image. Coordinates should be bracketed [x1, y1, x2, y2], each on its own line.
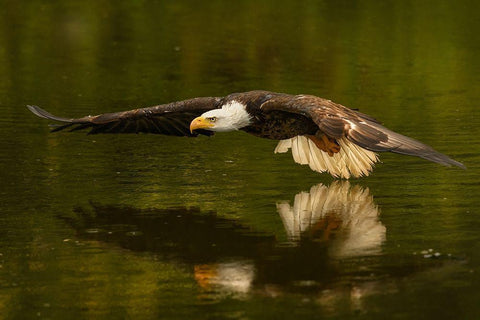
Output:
[1, 0, 480, 319]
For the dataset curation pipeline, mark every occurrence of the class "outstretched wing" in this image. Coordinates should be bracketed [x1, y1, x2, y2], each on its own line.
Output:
[261, 94, 465, 168]
[27, 96, 222, 137]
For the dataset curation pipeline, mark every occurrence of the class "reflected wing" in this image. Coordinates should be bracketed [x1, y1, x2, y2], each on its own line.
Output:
[27, 96, 222, 137]
[262, 94, 465, 168]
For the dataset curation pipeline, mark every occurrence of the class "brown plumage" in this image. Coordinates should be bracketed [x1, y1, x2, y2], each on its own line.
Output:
[27, 90, 465, 178]
[28, 96, 222, 136]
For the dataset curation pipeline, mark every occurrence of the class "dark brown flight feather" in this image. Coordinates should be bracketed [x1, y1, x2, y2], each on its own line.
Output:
[28, 96, 222, 137]
[258, 93, 465, 169]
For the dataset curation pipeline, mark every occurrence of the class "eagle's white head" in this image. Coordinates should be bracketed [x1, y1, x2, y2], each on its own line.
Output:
[190, 100, 252, 133]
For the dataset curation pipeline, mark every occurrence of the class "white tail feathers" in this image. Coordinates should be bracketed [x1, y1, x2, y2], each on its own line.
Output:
[274, 136, 379, 178]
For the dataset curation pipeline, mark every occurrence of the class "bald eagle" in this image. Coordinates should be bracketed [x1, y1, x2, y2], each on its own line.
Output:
[27, 90, 464, 178]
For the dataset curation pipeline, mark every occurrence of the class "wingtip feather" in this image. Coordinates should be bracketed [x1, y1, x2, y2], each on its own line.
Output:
[27, 105, 71, 122]
[434, 155, 466, 170]
[349, 120, 465, 171]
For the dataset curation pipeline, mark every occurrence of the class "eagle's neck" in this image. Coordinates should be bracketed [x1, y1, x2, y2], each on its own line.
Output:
[217, 100, 252, 131]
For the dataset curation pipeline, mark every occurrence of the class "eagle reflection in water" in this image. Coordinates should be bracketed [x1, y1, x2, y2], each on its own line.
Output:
[63, 182, 387, 305]
[194, 182, 386, 301]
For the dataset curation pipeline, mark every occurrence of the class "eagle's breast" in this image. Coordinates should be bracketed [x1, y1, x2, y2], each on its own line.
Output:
[242, 110, 318, 140]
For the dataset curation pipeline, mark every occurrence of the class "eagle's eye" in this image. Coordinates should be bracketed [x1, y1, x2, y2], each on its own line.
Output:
[207, 117, 217, 122]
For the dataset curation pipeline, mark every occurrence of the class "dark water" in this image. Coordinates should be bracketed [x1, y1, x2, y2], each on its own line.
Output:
[1, 1, 480, 319]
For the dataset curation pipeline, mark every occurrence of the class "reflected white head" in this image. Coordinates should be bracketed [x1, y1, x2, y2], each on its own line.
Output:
[190, 100, 252, 133]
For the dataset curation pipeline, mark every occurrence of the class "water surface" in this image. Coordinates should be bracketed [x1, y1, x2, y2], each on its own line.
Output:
[1, 1, 480, 319]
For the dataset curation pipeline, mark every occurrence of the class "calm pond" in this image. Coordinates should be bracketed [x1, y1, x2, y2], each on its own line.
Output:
[1, 1, 480, 319]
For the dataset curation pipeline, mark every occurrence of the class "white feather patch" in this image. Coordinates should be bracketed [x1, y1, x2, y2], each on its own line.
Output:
[274, 136, 379, 178]
[274, 139, 292, 153]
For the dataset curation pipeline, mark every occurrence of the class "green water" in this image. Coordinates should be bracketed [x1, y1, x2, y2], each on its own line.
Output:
[1, 1, 480, 319]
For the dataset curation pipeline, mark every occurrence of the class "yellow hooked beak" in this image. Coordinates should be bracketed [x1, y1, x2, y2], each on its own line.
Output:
[190, 116, 214, 133]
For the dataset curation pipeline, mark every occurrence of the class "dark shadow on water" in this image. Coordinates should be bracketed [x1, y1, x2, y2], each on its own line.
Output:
[62, 204, 275, 264]
[58, 181, 461, 303]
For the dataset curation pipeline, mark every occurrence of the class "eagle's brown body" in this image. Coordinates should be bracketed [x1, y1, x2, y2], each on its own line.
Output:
[27, 90, 465, 178]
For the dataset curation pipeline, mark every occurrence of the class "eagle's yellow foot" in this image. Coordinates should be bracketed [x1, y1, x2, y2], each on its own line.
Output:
[307, 134, 340, 156]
